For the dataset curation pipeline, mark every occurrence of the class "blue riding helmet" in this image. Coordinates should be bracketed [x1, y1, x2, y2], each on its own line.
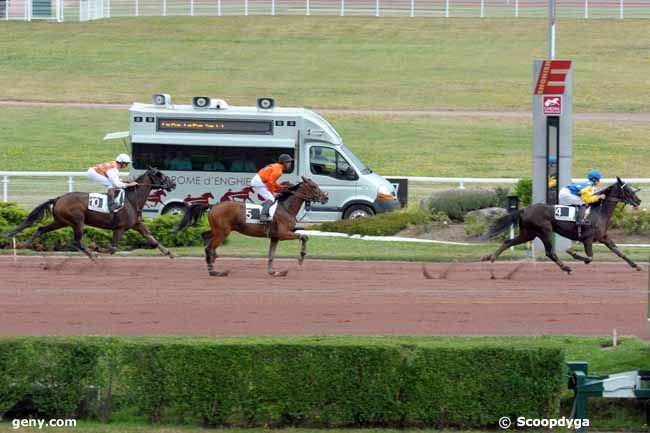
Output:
[587, 169, 603, 181]
[548, 155, 557, 164]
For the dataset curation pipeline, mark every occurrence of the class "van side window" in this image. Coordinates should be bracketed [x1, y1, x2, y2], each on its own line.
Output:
[310, 146, 358, 181]
[132, 143, 294, 174]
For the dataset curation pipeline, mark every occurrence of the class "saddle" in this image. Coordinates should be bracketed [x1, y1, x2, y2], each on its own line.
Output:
[88, 190, 125, 214]
[245, 202, 277, 224]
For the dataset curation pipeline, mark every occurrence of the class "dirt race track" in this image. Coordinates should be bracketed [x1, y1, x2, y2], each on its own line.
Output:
[0, 256, 649, 339]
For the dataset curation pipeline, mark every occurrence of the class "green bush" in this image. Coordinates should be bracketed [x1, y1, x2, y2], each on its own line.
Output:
[0, 337, 565, 428]
[514, 178, 532, 207]
[421, 189, 502, 221]
[0, 203, 210, 250]
[317, 207, 433, 236]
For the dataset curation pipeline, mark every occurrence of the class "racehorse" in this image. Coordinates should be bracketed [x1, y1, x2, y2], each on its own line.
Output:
[481, 177, 642, 274]
[176, 176, 328, 277]
[4, 168, 177, 260]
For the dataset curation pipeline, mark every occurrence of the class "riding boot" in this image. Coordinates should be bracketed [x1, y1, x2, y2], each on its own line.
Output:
[107, 188, 116, 228]
[260, 200, 273, 222]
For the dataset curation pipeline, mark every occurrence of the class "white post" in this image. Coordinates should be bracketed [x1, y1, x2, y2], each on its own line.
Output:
[305, 0, 309, 15]
[459, 181, 465, 189]
[480, 0, 484, 17]
[584, 0, 588, 18]
[515, 0, 518, 17]
[271, 0, 274, 15]
[410, 0, 414, 17]
[190, 0, 194, 15]
[340, 0, 343, 16]
[444, 0, 449, 17]
[163, 0, 166, 15]
[135, 0, 138, 16]
[56, 0, 61, 21]
[67, 176, 74, 192]
[548, 0, 555, 59]
[5, 0, 8, 20]
[375, 0, 378, 16]
[244, 0, 247, 15]
[619, 0, 623, 18]
[107, 0, 110, 18]
[2, 176, 8, 202]
[217, 0, 221, 16]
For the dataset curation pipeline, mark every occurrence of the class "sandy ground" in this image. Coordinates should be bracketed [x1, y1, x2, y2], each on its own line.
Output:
[0, 256, 648, 338]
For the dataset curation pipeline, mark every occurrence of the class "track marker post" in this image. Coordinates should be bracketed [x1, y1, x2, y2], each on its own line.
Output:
[12, 237, 17, 265]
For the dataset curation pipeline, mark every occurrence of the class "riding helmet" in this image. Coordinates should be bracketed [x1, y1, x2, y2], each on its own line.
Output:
[587, 169, 602, 181]
[278, 154, 294, 163]
[116, 153, 132, 164]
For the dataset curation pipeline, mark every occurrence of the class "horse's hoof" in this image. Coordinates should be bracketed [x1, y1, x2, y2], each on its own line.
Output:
[168, 252, 176, 259]
[635, 265, 642, 272]
[564, 268, 572, 274]
[209, 270, 229, 277]
[271, 270, 289, 277]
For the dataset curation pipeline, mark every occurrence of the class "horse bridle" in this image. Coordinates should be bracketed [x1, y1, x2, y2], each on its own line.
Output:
[285, 183, 327, 203]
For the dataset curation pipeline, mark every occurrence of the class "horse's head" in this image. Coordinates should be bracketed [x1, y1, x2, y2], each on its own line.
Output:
[297, 176, 329, 204]
[143, 167, 176, 192]
[604, 177, 641, 209]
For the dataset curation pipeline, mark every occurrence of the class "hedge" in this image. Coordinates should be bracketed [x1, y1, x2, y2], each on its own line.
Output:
[0, 203, 210, 250]
[0, 337, 565, 428]
[317, 207, 448, 236]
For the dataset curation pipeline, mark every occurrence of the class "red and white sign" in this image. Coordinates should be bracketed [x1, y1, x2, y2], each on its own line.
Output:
[543, 96, 562, 115]
[534, 60, 571, 95]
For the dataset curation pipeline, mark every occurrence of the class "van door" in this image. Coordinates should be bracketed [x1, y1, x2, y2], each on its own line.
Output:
[305, 145, 358, 221]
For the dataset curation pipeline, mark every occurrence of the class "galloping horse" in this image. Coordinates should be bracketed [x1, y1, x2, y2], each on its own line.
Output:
[177, 176, 328, 277]
[482, 177, 642, 273]
[4, 168, 177, 260]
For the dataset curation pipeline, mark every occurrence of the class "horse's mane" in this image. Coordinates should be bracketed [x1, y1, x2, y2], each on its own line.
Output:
[276, 182, 301, 203]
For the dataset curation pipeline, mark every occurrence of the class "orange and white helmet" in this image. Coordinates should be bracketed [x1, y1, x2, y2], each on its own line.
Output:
[116, 153, 132, 164]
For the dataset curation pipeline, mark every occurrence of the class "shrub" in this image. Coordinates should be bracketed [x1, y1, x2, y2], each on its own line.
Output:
[514, 178, 532, 207]
[421, 189, 502, 221]
[317, 207, 432, 236]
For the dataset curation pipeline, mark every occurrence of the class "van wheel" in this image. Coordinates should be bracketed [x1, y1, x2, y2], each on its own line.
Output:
[162, 204, 187, 216]
[343, 204, 374, 219]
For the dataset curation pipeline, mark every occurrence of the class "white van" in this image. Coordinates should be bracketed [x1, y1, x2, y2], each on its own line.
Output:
[120, 94, 399, 222]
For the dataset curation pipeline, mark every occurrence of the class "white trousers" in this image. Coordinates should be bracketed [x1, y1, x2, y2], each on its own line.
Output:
[559, 187, 585, 206]
[251, 174, 275, 201]
[87, 168, 112, 189]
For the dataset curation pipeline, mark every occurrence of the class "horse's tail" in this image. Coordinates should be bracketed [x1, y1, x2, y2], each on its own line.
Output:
[3, 197, 58, 237]
[175, 204, 210, 231]
[481, 209, 521, 240]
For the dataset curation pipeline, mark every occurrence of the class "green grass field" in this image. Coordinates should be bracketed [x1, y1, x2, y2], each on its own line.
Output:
[2, 106, 650, 178]
[2, 17, 650, 111]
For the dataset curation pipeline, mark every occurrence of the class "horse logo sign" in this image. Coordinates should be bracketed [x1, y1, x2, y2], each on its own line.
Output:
[543, 96, 562, 115]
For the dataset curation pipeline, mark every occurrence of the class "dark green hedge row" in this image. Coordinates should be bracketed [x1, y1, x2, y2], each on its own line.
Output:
[0, 337, 565, 428]
[0, 203, 209, 250]
[316, 207, 440, 236]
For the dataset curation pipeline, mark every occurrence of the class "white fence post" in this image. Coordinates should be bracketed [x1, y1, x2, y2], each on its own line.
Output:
[410, 0, 414, 17]
[190, 0, 194, 15]
[444, 0, 449, 17]
[106, 0, 110, 18]
[5, 0, 8, 20]
[217, 0, 221, 16]
[480, 0, 484, 17]
[305, 0, 309, 15]
[584, 0, 588, 18]
[135, 0, 138, 16]
[515, 0, 518, 17]
[67, 176, 74, 192]
[163, 0, 167, 16]
[244, 0, 248, 15]
[2, 176, 8, 203]
[619, 0, 623, 18]
[375, 0, 378, 16]
[271, 0, 275, 15]
[340, 0, 344, 16]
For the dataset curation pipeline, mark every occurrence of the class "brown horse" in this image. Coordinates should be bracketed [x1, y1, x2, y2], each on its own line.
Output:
[481, 177, 642, 274]
[177, 176, 328, 277]
[4, 168, 177, 260]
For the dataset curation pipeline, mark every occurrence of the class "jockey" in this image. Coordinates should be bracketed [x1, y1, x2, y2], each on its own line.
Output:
[251, 154, 293, 221]
[558, 169, 606, 226]
[87, 154, 138, 223]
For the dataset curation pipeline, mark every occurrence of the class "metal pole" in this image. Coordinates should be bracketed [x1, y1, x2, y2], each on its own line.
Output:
[548, 0, 555, 59]
[584, 0, 588, 19]
[619, 0, 623, 19]
[67, 176, 74, 192]
[340, 0, 343, 16]
[2, 176, 8, 203]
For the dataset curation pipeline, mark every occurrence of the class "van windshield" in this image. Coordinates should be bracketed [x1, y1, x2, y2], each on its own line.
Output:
[341, 144, 372, 175]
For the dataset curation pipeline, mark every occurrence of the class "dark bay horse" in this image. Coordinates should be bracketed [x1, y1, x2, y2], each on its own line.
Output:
[177, 176, 328, 277]
[482, 177, 642, 274]
[4, 168, 176, 260]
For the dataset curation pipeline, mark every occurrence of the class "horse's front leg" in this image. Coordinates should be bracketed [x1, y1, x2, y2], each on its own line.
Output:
[602, 238, 641, 271]
[566, 240, 593, 264]
[99, 228, 124, 254]
[298, 234, 308, 265]
[133, 221, 176, 259]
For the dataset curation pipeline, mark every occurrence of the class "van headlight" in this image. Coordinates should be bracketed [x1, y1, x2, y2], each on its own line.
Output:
[376, 184, 395, 201]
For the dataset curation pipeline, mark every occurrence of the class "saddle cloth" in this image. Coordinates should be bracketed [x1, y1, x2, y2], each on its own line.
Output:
[553, 205, 577, 222]
[245, 202, 278, 224]
[88, 190, 125, 214]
